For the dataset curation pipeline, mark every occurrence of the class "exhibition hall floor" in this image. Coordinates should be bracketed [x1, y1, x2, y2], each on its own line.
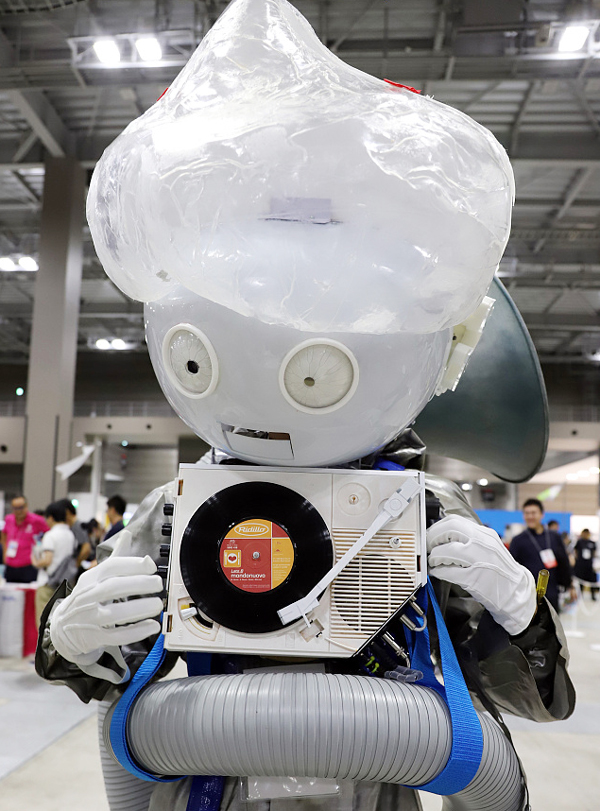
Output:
[1, 601, 599, 811]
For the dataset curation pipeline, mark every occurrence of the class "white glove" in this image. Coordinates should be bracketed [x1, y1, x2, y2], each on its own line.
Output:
[427, 515, 536, 636]
[50, 544, 163, 684]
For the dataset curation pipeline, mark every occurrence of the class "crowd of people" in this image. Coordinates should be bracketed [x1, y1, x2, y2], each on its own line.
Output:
[0, 493, 127, 623]
[504, 497, 599, 611]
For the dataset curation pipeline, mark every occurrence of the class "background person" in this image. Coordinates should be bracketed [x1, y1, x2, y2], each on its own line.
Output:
[574, 528, 598, 601]
[509, 498, 574, 612]
[31, 501, 75, 624]
[56, 499, 92, 567]
[0, 495, 48, 583]
[103, 495, 126, 541]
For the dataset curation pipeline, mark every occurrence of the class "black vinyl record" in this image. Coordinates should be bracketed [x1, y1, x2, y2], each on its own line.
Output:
[180, 481, 333, 633]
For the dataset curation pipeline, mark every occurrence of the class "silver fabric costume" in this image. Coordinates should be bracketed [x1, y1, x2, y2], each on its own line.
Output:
[36, 451, 574, 811]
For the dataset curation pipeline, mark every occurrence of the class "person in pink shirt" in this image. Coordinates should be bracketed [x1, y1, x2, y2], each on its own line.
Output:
[1, 495, 49, 583]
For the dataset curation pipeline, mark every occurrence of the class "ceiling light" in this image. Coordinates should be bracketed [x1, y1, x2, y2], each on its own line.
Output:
[477, 478, 489, 486]
[135, 36, 162, 62]
[93, 38, 121, 66]
[0, 257, 17, 271]
[95, 338, 111, 350]
[15, 387, 24, 396]
[111, 338, 127, 350]
[558, 25, 590, 53]
[461, 482, 473, 491]
[121, 440, 129, 447]
[18, 256, 38, 271]
[590, 467, 600, 474]
[567, 473, 577, 480]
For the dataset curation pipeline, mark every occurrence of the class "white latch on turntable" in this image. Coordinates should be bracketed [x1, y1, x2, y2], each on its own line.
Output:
[277, 477, 423, 626]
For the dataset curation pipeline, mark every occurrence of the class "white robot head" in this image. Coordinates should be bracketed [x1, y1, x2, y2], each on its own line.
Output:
[87, 0, 514, 467]
[145, 286, 451, 466]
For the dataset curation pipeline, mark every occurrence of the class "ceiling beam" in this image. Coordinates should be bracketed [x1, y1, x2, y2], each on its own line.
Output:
[5, 90, 74, 158]
[525, 313, 600, 332]
[511, 227, 600, 243]
[533, 166, 597, 253]
[330, 0, 381, 54]
[571, 80, 600, 139]
[509, 81, 538, 157]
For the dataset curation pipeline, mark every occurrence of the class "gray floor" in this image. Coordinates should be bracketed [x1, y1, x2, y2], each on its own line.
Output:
[1, 600, 599, 811]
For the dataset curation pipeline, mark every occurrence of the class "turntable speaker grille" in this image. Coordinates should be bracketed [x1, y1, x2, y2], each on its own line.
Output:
[330, 529, 417, 640]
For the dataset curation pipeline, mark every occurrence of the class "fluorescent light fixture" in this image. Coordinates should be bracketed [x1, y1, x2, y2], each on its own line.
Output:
[558, 25, 590, 52]
[18, 256, 38, 271]
[135, 36, 162, 62]
[93, 38, 121, 65]
[477, 478, 489, 487]
[111, 338, 127, 350]
[15, 387, 24, 396]
[95, 338, 111, 350]
[0, 257, 17, 271]
[461, 482, 473, 491]
[121, 440, 129, 447]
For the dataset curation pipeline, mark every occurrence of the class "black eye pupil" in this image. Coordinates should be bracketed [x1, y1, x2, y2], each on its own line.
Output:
[187, 360, 199, 374]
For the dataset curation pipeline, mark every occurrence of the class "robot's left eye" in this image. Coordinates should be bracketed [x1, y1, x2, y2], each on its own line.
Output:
[279, 339, 359, 414]
[163, 324, 219, 398]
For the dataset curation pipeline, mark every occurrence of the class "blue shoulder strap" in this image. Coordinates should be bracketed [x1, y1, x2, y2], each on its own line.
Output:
[109, 632, 183, 783]
[403, 581, 483, 795]
[375, 457, 483, 795]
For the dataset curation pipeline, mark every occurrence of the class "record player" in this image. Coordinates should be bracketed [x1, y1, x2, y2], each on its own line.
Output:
[161, 465, 427, 658]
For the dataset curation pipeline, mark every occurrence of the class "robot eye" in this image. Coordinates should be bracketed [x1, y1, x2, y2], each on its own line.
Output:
[279, 339, 359, 414]
[162, 324, 218, 398]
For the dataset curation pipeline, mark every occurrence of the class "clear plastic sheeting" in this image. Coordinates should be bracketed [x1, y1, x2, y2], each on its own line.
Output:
[87, 0, 514, 335]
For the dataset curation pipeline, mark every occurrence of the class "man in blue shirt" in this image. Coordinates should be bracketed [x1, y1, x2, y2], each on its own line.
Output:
[103, 495, 126, 542]
[509, 498, 573, 612]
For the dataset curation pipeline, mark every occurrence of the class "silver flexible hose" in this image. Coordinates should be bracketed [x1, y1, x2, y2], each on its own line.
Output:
[107, 672, 523, 811]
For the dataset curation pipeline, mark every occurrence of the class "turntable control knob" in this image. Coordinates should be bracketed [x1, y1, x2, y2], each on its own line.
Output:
[157, 564, 169, 579]
[163, 503, 174, 516]
[252, 551, 260, 560]
[349, 494, 359, 505]
[161, 523, 173, 536]
[159, 544, 171, 558]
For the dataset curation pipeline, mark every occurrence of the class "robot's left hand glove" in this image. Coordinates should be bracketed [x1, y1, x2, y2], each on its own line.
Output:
[427, 515, 536, 636]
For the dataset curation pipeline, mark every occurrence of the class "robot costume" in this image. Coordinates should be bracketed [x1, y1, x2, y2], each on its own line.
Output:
[36, 2, 574, 810]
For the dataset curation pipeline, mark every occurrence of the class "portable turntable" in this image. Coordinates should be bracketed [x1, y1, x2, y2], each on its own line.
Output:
[161, 465, 427, 658]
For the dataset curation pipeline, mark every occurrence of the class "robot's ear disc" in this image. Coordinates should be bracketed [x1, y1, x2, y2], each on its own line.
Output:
[414, 278, 548, 483]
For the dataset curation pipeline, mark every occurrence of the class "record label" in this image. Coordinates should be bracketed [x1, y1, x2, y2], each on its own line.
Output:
[220, 520, 295, 593]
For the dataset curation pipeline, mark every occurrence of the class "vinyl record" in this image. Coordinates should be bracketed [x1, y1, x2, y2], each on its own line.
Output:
[180, 481, 333, 633]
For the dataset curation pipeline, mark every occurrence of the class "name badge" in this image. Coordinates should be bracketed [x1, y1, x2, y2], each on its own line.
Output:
[583, 549, 592, 560]
[6, 539, 18, 559]
[539, 548, 557, 569]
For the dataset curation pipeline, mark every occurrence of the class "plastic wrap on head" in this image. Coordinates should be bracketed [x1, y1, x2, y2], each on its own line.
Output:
[87, 0, 514, 334]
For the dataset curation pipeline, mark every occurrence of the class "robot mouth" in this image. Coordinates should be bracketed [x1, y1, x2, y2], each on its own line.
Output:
[221, 425, 294, 462]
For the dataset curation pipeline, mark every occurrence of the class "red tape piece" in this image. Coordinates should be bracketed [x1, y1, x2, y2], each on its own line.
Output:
[384, 79, 421, 94]
[157, 87, 169, 101]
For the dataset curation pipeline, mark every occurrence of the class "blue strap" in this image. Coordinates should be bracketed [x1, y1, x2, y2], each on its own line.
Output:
[109, 633, 183, 783]
[186, 776, 225, 811]
[404, 581, 483, 795]
[185, 652, 225, 811]
[373, 459, 405, 471]
[374, 456, 483, 793]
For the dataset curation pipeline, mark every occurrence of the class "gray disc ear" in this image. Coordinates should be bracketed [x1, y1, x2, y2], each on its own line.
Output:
[413, 277, 548, 483]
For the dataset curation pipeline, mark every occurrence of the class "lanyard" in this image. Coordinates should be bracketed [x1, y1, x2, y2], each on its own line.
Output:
[528, 528, 550, 554]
